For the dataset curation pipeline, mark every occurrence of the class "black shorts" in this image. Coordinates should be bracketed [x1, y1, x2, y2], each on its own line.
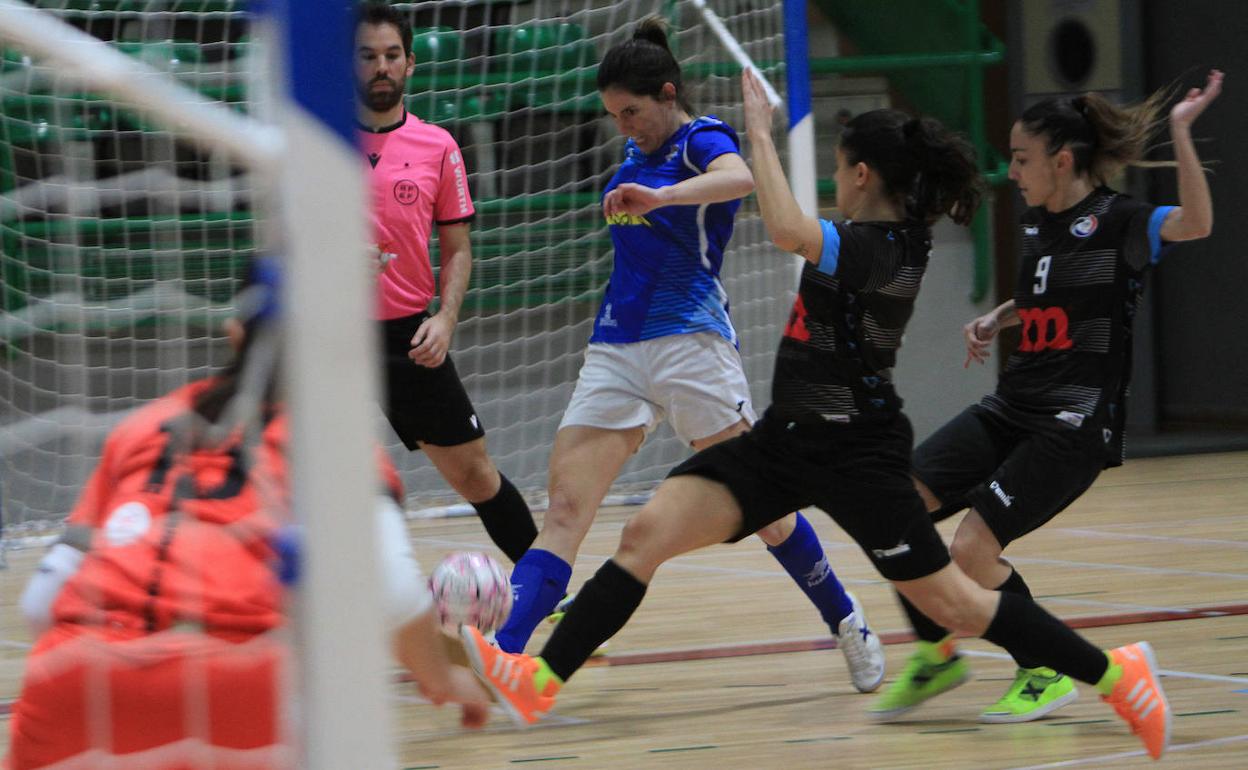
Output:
[379, 312, 486, 450]
[912, 404, 1106, 548]
[670, 412, 951, 582]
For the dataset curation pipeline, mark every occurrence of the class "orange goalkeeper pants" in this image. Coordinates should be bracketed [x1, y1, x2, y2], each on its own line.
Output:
[8, 625, 292, 770]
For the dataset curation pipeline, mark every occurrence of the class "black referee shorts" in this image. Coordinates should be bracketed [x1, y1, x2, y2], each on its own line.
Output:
[670, 411, 951, 582]
[913, 404, 1107, 548]
[379, 312, 486, 451]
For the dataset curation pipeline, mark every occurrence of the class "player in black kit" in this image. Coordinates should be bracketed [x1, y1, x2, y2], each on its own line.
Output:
[459, 69, 1177, 761]
[872, 70, 1223, 726]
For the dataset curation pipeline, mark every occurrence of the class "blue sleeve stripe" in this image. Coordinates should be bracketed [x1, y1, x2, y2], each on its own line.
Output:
[1148, 206, 1176, 264]
[817, 219, 840, 275]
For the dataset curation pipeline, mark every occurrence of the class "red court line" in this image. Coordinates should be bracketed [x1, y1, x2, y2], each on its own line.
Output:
[591, 602, 1248, 668]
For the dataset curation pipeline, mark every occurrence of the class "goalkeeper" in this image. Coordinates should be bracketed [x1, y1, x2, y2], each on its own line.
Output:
[8, 269, 490, 770]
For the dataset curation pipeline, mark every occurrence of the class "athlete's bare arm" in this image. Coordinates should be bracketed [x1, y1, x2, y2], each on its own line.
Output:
[740, 69, 824, 263]
[1158, 69, 1222, 243]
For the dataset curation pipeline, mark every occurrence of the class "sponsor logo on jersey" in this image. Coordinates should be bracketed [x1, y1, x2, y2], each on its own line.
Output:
[872, 540, 912, 559]
[989, 480, 1014, 507]
[1055, 410, 1086, 428]
[453, 162, 470, 214]
[1103, 427, 1114, 443]
[393, 179, 419, 205]
[1024, 225, 1039, 236]
[104, 501, 153, 546]
[665, 144, 681, 163]
[469, 414, 479, 431]
[1070, 215, 1098, 237]
[604, 212, 651, 226]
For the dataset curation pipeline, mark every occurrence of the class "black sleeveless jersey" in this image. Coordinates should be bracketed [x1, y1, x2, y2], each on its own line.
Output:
[983, 187, 1173, 466]
[771, 220, 932, 425]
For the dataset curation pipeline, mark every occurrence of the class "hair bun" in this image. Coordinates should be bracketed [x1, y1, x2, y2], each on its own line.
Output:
[633, 16, 672, 50]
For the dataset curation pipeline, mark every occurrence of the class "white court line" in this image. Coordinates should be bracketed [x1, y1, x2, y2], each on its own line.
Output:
[393, 694, 591, 731]
[1006, 734, 1248, 769]
[963, 649, 1248, 685]
[1039, 597, 1197, 614]
[0, 639, 31, 650]
[1010, 556, 1248, 581]
[1087, 514, 1244, 531]
[1053, 527, 1248, 549]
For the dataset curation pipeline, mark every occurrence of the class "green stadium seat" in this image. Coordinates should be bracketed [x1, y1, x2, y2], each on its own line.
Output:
[491, 23, 595, 72]
[411, 27, 463, 76]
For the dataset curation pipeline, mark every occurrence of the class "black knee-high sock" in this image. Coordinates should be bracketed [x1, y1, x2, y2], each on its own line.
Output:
[471, 473, 537, 563]
[995, 569, 1043, 669]
[898, 592, 951, 645]
[540, 560, 647, 682]
[982, 592, 1108, 685]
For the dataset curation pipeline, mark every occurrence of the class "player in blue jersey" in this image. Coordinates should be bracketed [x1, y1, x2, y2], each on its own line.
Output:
[495, 17, 885, 693]
[871, 70, 1223, 726]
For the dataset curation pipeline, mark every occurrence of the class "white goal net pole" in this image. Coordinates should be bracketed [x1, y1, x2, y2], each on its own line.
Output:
[0, 0, 282, 171]
[689, 0, 783, 108]
[257, 3, 394, 768]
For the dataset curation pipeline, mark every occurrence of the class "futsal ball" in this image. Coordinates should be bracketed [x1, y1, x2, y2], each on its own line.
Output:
[429, 551, 513, 634]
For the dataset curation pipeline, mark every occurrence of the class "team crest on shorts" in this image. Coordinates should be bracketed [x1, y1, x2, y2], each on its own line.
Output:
[1070, 215, 1098, 237]
[393, 179, 419, 205]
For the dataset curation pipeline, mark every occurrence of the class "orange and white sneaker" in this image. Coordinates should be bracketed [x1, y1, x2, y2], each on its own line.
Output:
[1102, 641, 1171, 759]
[460, 625, 559, 727]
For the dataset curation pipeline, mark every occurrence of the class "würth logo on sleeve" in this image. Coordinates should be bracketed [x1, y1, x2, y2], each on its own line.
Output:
[393, 179, 419, 205]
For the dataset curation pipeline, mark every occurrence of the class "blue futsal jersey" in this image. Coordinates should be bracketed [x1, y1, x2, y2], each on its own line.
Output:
[590, 116, 744, 345]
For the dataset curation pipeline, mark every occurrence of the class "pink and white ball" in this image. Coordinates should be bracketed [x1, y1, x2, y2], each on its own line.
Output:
[429, 551, 512, 634]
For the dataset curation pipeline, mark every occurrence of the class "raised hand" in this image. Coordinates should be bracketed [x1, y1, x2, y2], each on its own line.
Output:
[1170, 69, 1224, 129]
[741, 67, 775, 138]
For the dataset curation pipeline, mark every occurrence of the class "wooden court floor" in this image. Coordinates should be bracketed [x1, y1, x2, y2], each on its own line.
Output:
[0, 451, 1244, 768]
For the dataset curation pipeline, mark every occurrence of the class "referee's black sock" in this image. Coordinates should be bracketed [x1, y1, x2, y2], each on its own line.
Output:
[995, 568, 1044, 669]
[540, 559, 646, 683]
[471, 473, 537, 564]
[898, 591, 951, 645]
[982, 591, 1108, 685]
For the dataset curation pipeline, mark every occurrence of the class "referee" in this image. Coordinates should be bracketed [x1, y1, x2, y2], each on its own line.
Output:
[353, 3, 535, 562]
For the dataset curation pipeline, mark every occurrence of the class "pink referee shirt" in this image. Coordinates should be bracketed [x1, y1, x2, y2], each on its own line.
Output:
[359, 112, 475, 320]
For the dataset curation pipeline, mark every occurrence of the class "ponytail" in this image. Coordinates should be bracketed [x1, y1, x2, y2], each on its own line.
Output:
[597, 15, 693, 112]
[840, 109, 983, 226]
[903, 117, 983, 226]
[1020, 86, 1174, 185]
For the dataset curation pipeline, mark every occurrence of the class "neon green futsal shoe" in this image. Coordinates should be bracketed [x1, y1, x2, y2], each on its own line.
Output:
[980, 666, 1078, 723]
[868, 639, 969, 721]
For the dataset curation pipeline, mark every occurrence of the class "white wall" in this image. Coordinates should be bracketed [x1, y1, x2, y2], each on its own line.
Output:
[892, 216, 998, 443]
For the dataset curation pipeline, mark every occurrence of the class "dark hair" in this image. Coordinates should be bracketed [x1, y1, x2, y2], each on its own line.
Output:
[1018, 87, 1173, 186]
[597, 16, 692, 112]
[357, 1, 412, 57]
[840, 109, 983, 226]
[192, 262, 279, 424]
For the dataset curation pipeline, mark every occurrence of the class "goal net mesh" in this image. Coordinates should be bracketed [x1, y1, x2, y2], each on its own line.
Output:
[0, 0, 795, 538]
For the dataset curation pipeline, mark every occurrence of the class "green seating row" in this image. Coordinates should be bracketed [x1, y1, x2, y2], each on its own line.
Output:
[0, 211, 609, 329]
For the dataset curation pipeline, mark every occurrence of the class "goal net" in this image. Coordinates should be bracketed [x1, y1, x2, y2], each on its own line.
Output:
[0, 0, 796, 538]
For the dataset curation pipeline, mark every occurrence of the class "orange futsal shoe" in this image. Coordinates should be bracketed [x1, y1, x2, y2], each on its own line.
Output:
[1102, 642, 1171, 759]
[460, 625, 559, 727]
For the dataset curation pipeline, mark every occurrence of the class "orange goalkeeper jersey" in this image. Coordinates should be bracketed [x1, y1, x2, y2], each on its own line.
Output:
[52, 378, 404, 641]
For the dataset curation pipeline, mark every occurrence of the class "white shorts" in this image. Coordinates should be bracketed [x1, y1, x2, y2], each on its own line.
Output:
[560, 333, 758, 446]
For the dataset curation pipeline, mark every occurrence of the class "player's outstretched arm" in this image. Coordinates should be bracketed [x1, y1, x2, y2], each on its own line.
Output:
[603, 154, 755, 219]
[963, 300, 1018, 368]
[740, 69, 824, 264]
[394, 611, 492, 729]
[1160, 68, 1223, 243]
